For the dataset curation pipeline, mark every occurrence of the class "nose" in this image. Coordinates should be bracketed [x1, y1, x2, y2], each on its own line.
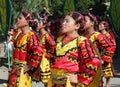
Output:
[62, 20, 66, 25]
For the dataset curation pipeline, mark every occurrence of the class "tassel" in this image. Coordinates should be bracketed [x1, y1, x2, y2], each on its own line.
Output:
[47, 78, 53, 87]
[66, 77, 72, 87]
[18, 67, 25, 87]
[40, 54, 50, 72]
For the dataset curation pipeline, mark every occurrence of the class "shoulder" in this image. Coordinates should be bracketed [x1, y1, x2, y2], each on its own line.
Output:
[77, 36, 87, 44]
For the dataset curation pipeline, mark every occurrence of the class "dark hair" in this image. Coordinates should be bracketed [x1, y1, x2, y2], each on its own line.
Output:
[82, 11, 98, 25]
[67, 12, 85, 28]
[100, 21, 109, 30]
[67, 12, 85, 35]
[21, 9, 37, 30]
[82, 11, 98, 31]
[10, 26, 14, 30]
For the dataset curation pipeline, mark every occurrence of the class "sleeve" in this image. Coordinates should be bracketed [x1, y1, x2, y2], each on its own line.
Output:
[78, 39, 100, 85]
[28, 33, 43, 68]
[46, 33, 56, 54]
[96, 33, 116, 62]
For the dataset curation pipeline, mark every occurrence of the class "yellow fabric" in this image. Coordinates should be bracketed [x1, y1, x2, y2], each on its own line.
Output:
[16, 32, 33, 47]
[66, 77, 72, 87]
[56, 36, 86, 56]
[18, 67, 31, 87]
[103, 62, 114, 77]
[18, 68, 25, 87]
[89, 32, 100, 43]
[40, 54, 50, 72]
[77, 68, 101, 87]
[77, 83, 86, 87]
[51, 69, 67, 84]
[47, 78, 53, 87]
[56, 36, 78, 56]
[40, 54, 51, 83]
[51, 68, 67, 76]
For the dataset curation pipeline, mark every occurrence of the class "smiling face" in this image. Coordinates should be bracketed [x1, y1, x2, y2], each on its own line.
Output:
[61, 15, 78, 34]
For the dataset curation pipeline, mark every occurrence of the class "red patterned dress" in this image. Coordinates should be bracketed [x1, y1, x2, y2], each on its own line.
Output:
[8, 31, 43, 87]
[39, 32, 56, 83]
[40, 32, 56, 56]
[87, 31, 116, 80]
[102, 32, 116, 77]
[50, 35, 100, 87]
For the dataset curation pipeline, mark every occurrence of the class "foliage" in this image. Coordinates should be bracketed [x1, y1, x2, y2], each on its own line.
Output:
[11, 0, 110, 24]
[75, 0, 95, 11]
[48, 0, 64, 15]
[63, 0, 75, 15]
[110, 0, 120, 33]
[11, 0, 49, 24]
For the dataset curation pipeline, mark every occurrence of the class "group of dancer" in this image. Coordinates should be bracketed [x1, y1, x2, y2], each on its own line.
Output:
[6, 7, 116, 87]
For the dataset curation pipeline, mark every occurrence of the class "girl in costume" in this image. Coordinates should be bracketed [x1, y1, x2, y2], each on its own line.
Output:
[33, 12, 56, 85]
[50, 12, 101, 87]
[7, 10, 43, 87]
[83, 12, 116, 87]
[99, 20, 116, 87]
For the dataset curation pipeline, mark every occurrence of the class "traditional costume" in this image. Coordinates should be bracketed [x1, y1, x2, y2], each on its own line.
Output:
[50, 35, 100, 87]
[102, 32, 116, 78]
[86, 31, 116, 86]
[7, 31, 43, 87]
[39, 32, 56, 83]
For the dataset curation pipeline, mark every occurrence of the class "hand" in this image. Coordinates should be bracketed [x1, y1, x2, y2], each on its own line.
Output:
[65, 73, 78, 83]
[24, 65, 31, 72]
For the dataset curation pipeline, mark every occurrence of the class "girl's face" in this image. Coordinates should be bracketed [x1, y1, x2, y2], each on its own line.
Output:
[61, 15, 78, 34]
[99, 22, 105, 31]
[84, 16, 93, 29]
[16, 14, 28, 28]
[36, 21, 43, 31]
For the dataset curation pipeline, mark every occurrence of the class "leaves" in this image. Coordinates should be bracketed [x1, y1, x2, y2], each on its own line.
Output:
[110, 0, 120, 32]
[11, 0, 48, 24]
[75, 0, 95, 11]
[63, 0, 75, 15]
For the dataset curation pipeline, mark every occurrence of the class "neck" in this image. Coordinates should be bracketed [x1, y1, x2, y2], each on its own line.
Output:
[39, 28, 47, 35]
[21, 26, 30, 34]
[66, 31, 79, 37]
[87, 27, 95, 35]
[101, 30, 107, 35]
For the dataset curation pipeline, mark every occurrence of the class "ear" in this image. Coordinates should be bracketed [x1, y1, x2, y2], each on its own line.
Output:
[75, 23, 80, 30]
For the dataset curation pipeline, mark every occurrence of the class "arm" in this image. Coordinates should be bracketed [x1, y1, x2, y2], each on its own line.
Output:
[45, 33, 56, 54]
[28, 33, 43, 68]
[96, 33, 116, 62]
[78, 38, 100, 85]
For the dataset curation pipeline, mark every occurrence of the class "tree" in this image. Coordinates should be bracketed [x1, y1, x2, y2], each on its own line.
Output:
[11, 0, 49, 24]
[75, 0, 95, 11]
[63, 0, 75, 15]
[48, 0, 64, 15]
